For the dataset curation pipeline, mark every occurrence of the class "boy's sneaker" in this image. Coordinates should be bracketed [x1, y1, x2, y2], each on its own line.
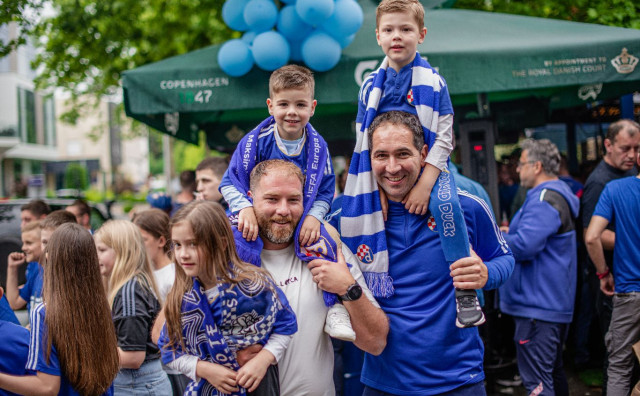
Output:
[324, 304, 356, 342]
[455, 289, 486, 328]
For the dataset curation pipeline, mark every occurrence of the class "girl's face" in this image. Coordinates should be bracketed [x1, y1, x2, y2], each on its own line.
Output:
[172, 222, 206, 285]
[137, 227, 165, 266]
[95, 237, 116, 277]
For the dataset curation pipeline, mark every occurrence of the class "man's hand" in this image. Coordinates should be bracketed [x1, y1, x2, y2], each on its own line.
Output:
[236, 344, 263, 367]
[195, 361, 239, 394]
[299, 215, 321, 246]
[238, 207, 259, 241]
[450, 248, 488, 289]
[600, 273, 615, 296]
[499, 226, 509, 233]
[236, 349, 275, 392]
[308, 249, 354, 295]
[8, 252, 26, 268]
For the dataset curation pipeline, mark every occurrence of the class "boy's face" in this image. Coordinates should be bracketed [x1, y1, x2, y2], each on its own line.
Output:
[267, 88, 317, 141]
[41, 227, 55, 252]
[22, 229, 42, 263]
[376, 11, 426, 71]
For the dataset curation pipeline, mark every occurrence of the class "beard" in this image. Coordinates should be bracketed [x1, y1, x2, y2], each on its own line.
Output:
[256, 212, 299, 245]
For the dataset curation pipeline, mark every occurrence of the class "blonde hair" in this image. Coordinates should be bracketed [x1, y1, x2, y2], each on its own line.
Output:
[42, 223, 119, 394]
[164, 201, 275, 350]
[376, 0, 425, 29]
[22, 220, 42, 234]
[269, 64, 315, 99]
[94, 220, 160, 307]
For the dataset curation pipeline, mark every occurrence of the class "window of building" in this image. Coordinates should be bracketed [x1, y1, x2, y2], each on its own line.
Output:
[43, 95, 56, 146]
[17, 87, 36, 143]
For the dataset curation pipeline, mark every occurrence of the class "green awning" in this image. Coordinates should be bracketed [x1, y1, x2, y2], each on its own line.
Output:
[123, 0, 640, 145]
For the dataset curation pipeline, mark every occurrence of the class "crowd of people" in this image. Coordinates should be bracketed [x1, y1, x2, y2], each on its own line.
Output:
[1, 0, 640, 395]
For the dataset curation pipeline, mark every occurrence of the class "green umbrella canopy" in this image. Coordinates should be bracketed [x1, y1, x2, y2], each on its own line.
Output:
[123, 0, 640, 145]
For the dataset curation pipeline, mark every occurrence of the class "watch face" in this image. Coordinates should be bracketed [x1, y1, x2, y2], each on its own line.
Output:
[345, 283, 363, 301]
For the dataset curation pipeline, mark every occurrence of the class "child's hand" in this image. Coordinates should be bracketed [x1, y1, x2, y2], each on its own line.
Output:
[236, 349, 275, 392]
[238, 207, 259, 242]
[402, 164, 439, 216]
[378, 185, 388, 221]
[196, 361, 239, 394]
[8, 252, 26, 268]
[299, 215, 321, 246]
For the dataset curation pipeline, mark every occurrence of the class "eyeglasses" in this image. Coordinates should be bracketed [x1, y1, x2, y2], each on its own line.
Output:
[517, 160, 536, 168]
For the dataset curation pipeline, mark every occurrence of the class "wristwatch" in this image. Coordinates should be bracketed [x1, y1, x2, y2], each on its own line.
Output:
[339, 282, 363, 301]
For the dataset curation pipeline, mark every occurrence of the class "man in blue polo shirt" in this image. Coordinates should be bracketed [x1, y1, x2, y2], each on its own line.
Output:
[0, 286, 31, 396]
[585, 143, 640, 396]
[360, 111, 514, 395]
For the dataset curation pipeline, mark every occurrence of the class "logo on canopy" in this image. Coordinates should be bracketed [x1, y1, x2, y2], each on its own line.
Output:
[611, 48, 638, 74]
[578, 84, 603, 101]
[164, 112, 179, 136]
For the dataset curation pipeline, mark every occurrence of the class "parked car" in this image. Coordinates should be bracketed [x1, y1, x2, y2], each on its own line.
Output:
[0, 198, 112, 289]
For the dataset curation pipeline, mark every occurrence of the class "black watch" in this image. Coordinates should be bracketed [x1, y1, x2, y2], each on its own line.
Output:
[339, 282, 363, 301]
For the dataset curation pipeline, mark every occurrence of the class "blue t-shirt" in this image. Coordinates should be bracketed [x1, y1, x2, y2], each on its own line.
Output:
[19, 262, 43, 317]
[0, 319, 31, 396]
[356, 61, 454, 124]
[26, 303, 113, 396]
[593, 176, 640, 293]
[0, 295, 19, 325]
[361, 195, 513, 395]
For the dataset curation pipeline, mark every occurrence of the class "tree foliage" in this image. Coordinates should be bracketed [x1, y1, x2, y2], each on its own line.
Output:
[453, 0, 640, 29]
[0, 0, 44, 57]
[29, 0, 234, 121]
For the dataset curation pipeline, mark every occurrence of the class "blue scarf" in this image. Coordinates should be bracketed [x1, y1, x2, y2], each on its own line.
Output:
[227, 116, 341, 307]
[160, 276, 296, 396]
[341, 54, 470, 297]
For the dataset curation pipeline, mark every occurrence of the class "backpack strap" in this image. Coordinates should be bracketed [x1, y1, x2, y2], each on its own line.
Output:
[540, 189, 575, 234]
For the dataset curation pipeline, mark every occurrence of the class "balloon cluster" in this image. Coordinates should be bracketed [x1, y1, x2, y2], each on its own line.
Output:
[219, 0, 364, 76]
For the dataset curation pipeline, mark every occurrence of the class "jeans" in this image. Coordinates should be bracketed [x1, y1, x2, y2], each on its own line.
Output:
[606, 293, 640, 396]
[114, 358, 172, 396]
[362, 381, 486, 396]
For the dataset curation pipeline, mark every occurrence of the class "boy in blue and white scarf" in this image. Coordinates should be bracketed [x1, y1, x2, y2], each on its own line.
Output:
[219, 65, 357, 341]
[341, 0, 485, 327]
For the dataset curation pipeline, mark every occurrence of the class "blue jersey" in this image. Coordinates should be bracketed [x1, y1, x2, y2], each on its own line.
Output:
[0, 319, 30, 396]
[26, 303, 113, 396]
[0, 295, 19, 325]
[594, 176, 640, 293]
[19, 262, 43, 317]
[361, 194, 513, 395]
[220, 122, 335, 211]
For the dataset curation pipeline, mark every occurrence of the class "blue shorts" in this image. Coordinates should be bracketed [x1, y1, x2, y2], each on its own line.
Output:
[363, 381, 486, 396]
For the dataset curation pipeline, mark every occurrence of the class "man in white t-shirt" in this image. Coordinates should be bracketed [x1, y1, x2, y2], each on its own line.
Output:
[242, 159, 388, 396]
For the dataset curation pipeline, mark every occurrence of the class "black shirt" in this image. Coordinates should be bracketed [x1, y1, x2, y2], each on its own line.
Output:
[112, 276, 161, 362]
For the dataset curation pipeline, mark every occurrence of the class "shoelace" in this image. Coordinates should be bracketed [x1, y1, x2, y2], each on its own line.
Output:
[458, 295, 478, 309]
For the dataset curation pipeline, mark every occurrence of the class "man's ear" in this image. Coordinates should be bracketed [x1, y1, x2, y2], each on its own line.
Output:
[420, 144, 428, 166]
[248, 190, 253, 199]
[0, 286, 4, 300]
[604, 138, 612, 154]
[266, 98, 273, 115]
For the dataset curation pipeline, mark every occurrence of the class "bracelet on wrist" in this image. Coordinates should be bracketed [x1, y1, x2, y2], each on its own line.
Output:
[597, 269, 610, 279]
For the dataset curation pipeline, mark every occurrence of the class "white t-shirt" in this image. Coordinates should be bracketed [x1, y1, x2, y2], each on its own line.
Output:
[261, 243, 379, 396]
[153, 262, 176, 304]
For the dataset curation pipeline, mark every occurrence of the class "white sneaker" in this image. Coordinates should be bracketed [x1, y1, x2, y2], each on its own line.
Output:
[324, 304, 356, 342]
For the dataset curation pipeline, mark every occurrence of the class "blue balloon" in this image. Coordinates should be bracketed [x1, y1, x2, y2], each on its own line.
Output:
[288, 39, 303, 62]
[252, 31, 290, 71]
[337, 33, 356, 49]
[243, 0, 278, 33]
[280, 0, 295, 3]
[242, 31, 258, 45]
[218, 39, 254, 77]
[296, 0, 334, 26]
[222, 0, 250, 31]
[302, 32, 341, 72]
[321, 0, 364, 37]
[277, 5, 312, 41]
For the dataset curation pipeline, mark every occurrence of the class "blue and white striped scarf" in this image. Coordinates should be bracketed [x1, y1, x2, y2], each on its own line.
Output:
[341, 54, 470, 298]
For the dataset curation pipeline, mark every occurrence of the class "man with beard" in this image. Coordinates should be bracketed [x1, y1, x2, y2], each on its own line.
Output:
[244, 159, 388, 396]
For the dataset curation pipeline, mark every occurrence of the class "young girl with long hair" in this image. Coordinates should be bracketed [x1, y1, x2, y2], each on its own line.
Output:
[95, 220, 172, 396]
[0, 223, 119, 395]
[132, 208, 175, 303]
[159, 201, 297, 395]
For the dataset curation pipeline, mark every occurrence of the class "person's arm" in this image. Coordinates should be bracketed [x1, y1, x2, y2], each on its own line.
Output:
[0, 371, 60, 396]
[600, 230, 616, 250]
[118, 349, 146, 369]
[196, 360, 239, 395]
[424, 113, 454, 172]
[151, 307, 165, 345]
[585, 215, 615, 296]
[308, 248, 388, 355]
[5, 252, 27, 310]
[502, 199, 561, 262]
[220, 184, 252, 213]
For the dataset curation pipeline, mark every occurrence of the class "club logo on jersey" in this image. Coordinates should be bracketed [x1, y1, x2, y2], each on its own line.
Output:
[302, 236, 335, 259]
[406, 88, 415, 105]
[427, 215, 437, 232]
[356, 244, 373, 264]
